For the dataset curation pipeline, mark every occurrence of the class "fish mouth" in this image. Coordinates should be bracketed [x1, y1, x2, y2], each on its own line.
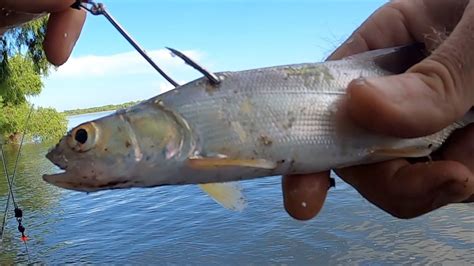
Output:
[43, 172, 134, 192]
[43, 148, 91, 191]
[42, 172, 101, 192]
[44, 154, 135, 192]
[44, 144, 135, 192]
[44, 145, 97, 192]
[46, 146, 68, 170]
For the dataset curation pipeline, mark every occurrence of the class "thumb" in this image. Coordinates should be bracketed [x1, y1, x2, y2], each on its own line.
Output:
[345, 4, 474, 138]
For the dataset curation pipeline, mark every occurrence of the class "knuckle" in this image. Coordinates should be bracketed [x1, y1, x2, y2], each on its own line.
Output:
[386, 0, 416, 17]
[409, 57, 464, 117]
[386, 0, 406, 9]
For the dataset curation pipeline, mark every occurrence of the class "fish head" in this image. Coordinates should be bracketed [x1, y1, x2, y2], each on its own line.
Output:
[43, 103, 193, 192]
[43, 116, 141, 192]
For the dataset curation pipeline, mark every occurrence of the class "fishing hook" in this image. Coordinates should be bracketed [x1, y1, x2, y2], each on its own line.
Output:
[73, 0, 180, 87]
[167, 47, 221, 85]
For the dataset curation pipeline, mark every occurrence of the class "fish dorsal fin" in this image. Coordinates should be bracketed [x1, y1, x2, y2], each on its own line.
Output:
[199, 182, 247, 211]
[345, 43, 428, 74]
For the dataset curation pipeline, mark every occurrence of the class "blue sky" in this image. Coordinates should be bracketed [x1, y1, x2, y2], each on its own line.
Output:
[31, 0, 387, 111]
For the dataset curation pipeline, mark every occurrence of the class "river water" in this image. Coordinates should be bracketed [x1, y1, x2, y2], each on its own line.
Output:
[0, 111, 472, 264]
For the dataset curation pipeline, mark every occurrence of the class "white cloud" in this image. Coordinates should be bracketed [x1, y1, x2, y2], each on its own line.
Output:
[152, 80, 188, 94]
[53, 49, 204, 78]
[35, 49, 215, 111]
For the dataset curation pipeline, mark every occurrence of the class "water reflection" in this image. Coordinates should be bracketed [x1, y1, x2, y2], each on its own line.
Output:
[0, 112, 472, 264]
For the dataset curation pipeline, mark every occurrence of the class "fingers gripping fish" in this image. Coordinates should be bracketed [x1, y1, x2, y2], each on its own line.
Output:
[43, 44, 474, 211]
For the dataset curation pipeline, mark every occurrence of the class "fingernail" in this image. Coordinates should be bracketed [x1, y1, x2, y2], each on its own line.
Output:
[346, 77, 367, 100]
[348, 76, 405, 100]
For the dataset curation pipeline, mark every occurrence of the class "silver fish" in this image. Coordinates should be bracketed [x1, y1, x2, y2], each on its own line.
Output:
[43, 45, 474, 210]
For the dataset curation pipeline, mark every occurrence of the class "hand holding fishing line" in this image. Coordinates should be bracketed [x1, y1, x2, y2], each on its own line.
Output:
[285, 0, 474, 220]
[0, 0, 86, 66]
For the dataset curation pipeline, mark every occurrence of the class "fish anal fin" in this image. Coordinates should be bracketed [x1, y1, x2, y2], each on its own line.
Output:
[199, 182, 247, 211]
[187, 157, 277, 170]
[372, 146, 432, 158]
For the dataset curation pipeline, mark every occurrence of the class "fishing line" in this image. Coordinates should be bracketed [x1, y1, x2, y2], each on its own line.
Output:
[1, 144, 31, 263]
[0, 143, 12, 240]
[0, 106, 33, 237]
[11, 105, 34, 192]
[72, 0, 181, 87]
[0, 105, 34, 263]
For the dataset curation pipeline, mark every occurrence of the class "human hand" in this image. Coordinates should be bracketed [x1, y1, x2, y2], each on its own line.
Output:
[0, 0, 86, 66]
[283, 0, 474, 220]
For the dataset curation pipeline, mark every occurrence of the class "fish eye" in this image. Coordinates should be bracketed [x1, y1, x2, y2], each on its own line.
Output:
[67, 123, 98, 152]
[75, 129, 88, 144]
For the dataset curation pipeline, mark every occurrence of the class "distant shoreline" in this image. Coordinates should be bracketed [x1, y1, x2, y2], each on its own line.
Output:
[66, 110, 115, 118]
[62, 101, 140, 116]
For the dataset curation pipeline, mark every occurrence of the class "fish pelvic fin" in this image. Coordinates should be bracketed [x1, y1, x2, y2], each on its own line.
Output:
[187, 157, 277, 170]
[199, 182, 247, 211]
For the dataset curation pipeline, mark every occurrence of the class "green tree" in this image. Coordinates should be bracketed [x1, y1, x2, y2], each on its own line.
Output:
[30, 106, 68, 142]
[0, 17, 67, 143]
[63, 101, 141, 116]
[1, 55, 43, 105]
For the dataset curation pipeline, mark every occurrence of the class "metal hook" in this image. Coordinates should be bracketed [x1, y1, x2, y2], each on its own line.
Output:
[167, 47, 221, 85]
[73, 0, 180, 87]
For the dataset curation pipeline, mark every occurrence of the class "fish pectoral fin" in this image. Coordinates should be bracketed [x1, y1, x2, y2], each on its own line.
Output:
[372, 146, 432, 158]
[199, 182, 247, 211]
[187, 157, 277, 170]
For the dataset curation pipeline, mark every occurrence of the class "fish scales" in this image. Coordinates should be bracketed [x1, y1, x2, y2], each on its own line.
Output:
[159, 60, 389, 172]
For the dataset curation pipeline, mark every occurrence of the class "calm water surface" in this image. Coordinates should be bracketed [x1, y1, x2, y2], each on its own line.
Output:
[0, 111, 473, 264]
